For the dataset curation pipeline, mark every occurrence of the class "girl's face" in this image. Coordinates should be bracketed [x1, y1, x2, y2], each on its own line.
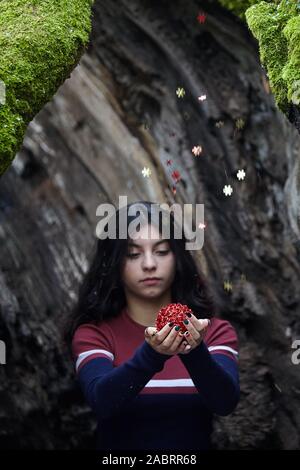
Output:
[121, 223, 176, 299]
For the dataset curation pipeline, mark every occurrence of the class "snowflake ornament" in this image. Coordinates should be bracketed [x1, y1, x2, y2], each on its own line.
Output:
[237, 169, 246, 181]
[223, 185, 233, 196]
[176, 87, 185, 98]
[197, 12, 206, 24]
[224, 280, 233, 292]
[142, 167, 151, 178]
[192, 146, 202, 156]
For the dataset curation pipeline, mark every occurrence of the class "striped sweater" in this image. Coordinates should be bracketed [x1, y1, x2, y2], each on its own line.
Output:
[72, 307, 240, 450]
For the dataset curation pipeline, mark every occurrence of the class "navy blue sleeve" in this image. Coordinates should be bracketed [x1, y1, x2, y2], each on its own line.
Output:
[77, 340, 170, 421]
[178, 341, 240, 416]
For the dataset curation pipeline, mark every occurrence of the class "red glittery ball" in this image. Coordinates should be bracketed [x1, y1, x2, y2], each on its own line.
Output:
[155, 303, 193, 333]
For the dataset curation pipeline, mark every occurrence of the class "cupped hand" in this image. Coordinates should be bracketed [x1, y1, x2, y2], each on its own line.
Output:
[144, 321, 190, 355]
[177, 313, 210, 354]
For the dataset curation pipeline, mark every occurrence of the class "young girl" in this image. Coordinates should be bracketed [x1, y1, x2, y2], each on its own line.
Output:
[64, 201, 240, 450]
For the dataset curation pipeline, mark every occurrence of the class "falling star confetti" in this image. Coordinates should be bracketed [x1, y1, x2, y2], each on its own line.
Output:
[171, 170, 181, 183]
[285, 327, 292, 338]
[274, 383, 282, 393]
[198, 222, 206, 230]
[176, 87, 185, 98]
[237, 169, 246, 181]
[197, 12, 206, 24]
[223, 184, 233, 196]
[223, 162, 229, 181]
[198, 94, 207, 102]
[192, 146, 202, 156]
[224, 280, 233, 292]
[142, 167, 151, 178]
[215, 120, 224, 128]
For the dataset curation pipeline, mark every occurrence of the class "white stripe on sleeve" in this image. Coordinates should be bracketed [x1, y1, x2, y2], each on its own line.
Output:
[208, 345, 239, 356]
[145, 378, 195, 387]
[76, 349, 114, 371]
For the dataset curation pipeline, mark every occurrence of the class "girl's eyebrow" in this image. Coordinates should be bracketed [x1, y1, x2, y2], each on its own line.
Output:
[128, 239, 169, 248]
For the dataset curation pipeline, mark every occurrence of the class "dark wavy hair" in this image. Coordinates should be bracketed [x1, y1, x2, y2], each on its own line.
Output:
[63, 200, 216, 351]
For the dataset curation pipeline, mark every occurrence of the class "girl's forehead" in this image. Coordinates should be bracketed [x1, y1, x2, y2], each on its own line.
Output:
[128, 237, 169, 247]
[128, 223, 162, 240]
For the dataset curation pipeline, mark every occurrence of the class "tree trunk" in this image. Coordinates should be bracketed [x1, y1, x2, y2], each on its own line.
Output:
[0, 0, 300, 449]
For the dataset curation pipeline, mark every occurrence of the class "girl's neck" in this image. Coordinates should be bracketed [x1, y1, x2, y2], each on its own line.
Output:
[125, 293, 172, 327]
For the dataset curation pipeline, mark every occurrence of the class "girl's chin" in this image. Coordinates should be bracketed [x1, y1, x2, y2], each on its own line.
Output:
[138, 285, 163, 294]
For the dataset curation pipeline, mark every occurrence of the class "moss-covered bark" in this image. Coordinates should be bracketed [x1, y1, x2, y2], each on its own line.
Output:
[0, 0, 94, 177]
[218, 0, 271, 20]
[219, 0, 300, 126]
[246, 1, 300, 115]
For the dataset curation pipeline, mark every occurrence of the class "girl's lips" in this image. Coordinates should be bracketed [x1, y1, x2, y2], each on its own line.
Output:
[141, 279, 161, 285]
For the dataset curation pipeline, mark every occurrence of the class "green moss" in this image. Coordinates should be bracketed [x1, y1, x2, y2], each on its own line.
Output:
[282, 13, 300, 105]
[0, 0, 94, 177]
[218, 0, 277, 20]
[218, 1, 300, 117]
[246, 1, 299, 114]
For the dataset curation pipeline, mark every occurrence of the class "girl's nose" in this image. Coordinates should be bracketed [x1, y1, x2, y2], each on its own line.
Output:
[142, 253, 157, 268]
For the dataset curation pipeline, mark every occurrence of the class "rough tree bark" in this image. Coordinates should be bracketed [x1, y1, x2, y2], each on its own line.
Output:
[0, 0, 300, 449]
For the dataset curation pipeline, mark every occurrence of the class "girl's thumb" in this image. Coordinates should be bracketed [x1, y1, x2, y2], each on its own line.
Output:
[145, 326, 156, 337]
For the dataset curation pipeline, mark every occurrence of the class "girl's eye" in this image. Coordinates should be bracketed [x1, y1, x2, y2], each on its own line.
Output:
[126, 250, 170, 258]
[157, 250, 170, 255]
[126, 253, 139, 258]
